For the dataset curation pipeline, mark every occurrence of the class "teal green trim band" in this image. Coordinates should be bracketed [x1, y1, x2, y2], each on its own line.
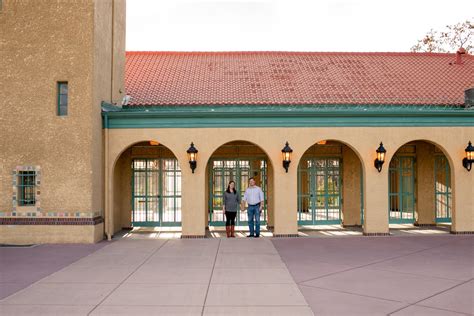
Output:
[101, 104, 474, 129]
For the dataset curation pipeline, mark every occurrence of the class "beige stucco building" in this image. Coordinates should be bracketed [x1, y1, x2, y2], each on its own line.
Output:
[1, 1, 473, 244]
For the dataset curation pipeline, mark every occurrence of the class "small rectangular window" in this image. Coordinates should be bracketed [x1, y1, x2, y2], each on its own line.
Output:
[18, 171, 36, 206]
[57, 82, 68, 116]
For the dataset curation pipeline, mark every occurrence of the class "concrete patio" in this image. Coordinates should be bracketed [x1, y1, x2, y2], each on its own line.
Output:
[1, 234, 473, 315]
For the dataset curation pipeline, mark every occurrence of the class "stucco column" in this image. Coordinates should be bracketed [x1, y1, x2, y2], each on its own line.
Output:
[342, 146, 362, 226]
[416, 143, 435, 225]
[181, 165, 207, 238]
[451, 164, 474, 233]
[363, 161, 390, 235]
[266, 162, 275, 229]
[273, 164, 298, 236]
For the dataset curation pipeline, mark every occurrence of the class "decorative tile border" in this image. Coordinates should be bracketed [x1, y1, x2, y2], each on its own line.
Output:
[0, 211, 102, 218]
[273, 234, 299, 237]
[363, 232, 391, 236]
[414, 223, 437, 227]
[181, 235, 206, 239]
[450, 231, 474, 235]
[0, 216, 103, 226]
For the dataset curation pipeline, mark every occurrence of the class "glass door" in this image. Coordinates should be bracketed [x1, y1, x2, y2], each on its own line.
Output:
[209, 159, 267, 226]
[132, 158, 181, 226]
[389, 156, 415, 223]
[298, 158, 342, 225]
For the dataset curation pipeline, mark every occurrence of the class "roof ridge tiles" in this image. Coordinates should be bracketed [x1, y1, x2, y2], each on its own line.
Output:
[125, 51, 468, 57]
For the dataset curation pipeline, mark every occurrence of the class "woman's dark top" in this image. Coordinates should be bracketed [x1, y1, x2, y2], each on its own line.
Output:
[223, 191, 241, 212]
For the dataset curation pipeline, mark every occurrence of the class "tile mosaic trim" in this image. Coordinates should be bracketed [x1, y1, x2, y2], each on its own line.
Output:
[12, 165, 41, 213]
[450, 231, 474, 235]
[181, 235, 206, 239]
[0, 211, 102, 218]
[0, 216, 104, 226]
[273, 234, 299, 238]
[363, 232, 391, 236]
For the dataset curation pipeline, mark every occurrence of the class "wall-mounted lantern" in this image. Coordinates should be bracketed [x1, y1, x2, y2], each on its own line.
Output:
[462, 141, 474, 171]
[186, 142, 198, 173]
[374, 142, 386, 172]
[281, 141, 293, 173]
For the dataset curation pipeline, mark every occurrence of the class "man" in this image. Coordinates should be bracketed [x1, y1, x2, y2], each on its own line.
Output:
[242, 177, 264, 238]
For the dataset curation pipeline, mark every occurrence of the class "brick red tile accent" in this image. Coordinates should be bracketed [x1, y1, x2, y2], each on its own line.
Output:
[0, 216, 104, 226]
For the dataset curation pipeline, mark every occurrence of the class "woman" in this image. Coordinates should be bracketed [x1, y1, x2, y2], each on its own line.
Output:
[223, 180, 240, 237]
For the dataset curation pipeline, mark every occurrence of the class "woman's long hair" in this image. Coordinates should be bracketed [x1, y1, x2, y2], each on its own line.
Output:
[226, 180, 237, 194]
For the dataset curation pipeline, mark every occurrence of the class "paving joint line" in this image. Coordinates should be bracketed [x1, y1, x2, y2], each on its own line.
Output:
[269, 239, 314, 313]
[298, 283, 405, 304]
[293, 236, 471, 284]
[406, 304, 472, 316]
[86, 240, 169, 316]
[201, 239, 221, 316]
[386, 277, 473, 315]
[366, 265, 468, 282]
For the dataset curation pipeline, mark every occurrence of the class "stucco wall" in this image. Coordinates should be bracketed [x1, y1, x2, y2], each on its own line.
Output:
[0, 0, 96, 214]
[93, 0, 126, 218]
[0, 223, 104, 244]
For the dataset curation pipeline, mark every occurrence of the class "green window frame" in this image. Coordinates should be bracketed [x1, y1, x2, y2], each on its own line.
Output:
[388, 156, 416, 224]
[57, 82, 68, 116]
[18, 171, 36, 206]
[208, 158, 268, 227]
[297, 157, 343, 225]
[131, 158, 182, 227]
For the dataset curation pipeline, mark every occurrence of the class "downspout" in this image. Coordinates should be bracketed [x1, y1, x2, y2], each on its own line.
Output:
[110, 0, 114, 103]
[104, 114, 112, 241]
[106, 0, 114, 240]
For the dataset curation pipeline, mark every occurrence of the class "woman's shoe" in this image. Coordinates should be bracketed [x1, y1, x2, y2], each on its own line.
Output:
[226, 226, 231, 238]
[231, 225, 235, 237]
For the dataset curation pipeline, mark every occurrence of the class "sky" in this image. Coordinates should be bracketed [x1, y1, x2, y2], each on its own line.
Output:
[126, 0, 473, 52]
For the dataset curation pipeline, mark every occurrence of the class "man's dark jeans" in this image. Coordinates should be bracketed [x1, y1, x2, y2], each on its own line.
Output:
[247, 204, 261, 236]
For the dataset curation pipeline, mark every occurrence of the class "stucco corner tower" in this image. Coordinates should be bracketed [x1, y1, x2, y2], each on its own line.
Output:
[0, 0, 126, 243]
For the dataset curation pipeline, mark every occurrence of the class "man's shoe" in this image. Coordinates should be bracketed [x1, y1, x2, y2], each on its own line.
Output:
[247, 234, 254, 238]
[254, 235, 260, 238]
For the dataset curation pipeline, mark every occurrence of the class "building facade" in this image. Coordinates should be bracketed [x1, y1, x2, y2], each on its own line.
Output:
[1, 0, 126, 243]
[1, 1, 473, 244]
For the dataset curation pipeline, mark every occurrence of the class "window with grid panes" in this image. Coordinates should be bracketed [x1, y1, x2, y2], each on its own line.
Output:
[57, 82, 68, 116]
[18, 171, 36, 206]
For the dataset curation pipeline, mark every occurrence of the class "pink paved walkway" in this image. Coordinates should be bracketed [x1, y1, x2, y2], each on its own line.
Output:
[273, 235, 474, 315]
[0, 235, 472, 315]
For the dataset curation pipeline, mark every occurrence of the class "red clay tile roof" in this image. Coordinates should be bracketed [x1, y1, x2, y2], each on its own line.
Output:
[125, 51, 474, 106]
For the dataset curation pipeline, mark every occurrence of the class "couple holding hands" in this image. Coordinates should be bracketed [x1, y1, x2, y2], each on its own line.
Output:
[223, 177, 264, 238]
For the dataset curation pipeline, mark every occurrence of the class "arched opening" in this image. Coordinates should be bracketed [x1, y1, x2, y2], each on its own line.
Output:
[388, 141, 453, 231]
[297, 140, 364, 232]
[112, 141, 182, 234]
[205, 141, 274, 236]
